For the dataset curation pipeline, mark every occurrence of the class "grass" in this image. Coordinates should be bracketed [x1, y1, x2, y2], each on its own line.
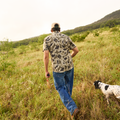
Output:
[0, 26, 120, 120]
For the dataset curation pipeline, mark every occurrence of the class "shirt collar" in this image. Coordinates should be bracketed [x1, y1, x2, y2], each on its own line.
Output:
[52, 31, 60, 36]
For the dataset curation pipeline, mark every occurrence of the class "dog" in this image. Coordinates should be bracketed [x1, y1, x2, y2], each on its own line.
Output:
[94, 80, 120, 104]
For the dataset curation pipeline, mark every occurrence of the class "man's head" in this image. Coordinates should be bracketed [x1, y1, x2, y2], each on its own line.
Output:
[51, 23, 60, 32]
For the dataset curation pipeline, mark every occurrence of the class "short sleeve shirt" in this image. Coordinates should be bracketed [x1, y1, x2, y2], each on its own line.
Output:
[43, 31, 76, 73]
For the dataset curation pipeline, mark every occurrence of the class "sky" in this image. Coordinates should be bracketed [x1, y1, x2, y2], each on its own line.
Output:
[0, 0, 120, 41]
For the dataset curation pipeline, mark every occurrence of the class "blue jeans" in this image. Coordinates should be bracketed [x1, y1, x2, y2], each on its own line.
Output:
[53, 68, 77, 115]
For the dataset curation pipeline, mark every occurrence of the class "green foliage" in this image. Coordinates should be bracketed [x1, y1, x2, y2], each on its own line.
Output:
[38, 34, 49, 45]
[110, 27, 119, 32]
[0, 39, 13, 52]
[62, 19, 120, 36]
[8, 50, 16, 56]
[0, 60, 16, 72]
[101, 20, 120, 28]
[70, 31, 89, 42]
[7, 34, 49, 49]
[93, 31, 99, 37]
[19, 45, 27, 54]
[62, 30, 74, 36]
[30, 42, 39, 51]
[104, 20, 116, 28]
[70, 34, 80, 42]
[10, 36, 39, 49]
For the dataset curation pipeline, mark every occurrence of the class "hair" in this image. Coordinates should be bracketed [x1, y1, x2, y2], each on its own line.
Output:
[52, 24, 60, 31]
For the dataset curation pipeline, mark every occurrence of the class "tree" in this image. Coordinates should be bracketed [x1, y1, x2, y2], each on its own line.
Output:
[0, 39, 13, 52]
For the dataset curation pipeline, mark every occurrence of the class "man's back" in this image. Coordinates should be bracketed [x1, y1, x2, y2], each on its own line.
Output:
[43, 31, 76, 72]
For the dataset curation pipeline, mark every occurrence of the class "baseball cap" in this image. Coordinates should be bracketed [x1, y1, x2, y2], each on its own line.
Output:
[51, 23, 60, 29]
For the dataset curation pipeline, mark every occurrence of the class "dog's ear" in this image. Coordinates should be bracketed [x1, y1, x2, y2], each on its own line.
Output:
[94, 80, 101, 84]
[94, 81, 101, 89]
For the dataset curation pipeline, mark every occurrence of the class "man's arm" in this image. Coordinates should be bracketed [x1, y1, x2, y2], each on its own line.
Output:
[71, 47, 79, 58]
[43, 50, 50, 78]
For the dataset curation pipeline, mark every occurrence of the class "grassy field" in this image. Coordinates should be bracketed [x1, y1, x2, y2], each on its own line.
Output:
[0, 26, 120, 120]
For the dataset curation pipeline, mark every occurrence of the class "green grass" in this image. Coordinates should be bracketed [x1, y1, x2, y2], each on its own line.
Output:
[0, 26, 120, 120]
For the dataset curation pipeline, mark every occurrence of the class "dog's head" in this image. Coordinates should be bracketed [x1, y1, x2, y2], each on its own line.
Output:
[94, 80, 101, 89]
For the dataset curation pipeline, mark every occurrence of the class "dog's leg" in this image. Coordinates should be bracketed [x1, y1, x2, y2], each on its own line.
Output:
[106, 95, 110, 105]
[107, 98, 110, 105]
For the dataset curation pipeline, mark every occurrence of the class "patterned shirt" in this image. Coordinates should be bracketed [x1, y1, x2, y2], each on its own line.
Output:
[43, 31, 76, 73]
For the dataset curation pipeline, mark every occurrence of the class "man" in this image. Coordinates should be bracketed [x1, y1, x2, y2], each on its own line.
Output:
[43, 23, 79, 119]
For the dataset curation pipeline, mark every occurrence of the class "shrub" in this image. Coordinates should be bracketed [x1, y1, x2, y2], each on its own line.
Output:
[93, 31, 99, 37]
[0, 39, 13, 52]
[110, 27, 119, 32]
[70, 31, 89, 42]
[79, 31, 90, 42]
[19, 45, 26, 54]
[70, 34, 80, 42]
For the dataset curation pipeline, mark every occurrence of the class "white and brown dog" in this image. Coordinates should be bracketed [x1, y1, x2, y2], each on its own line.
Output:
[94, 80, 120, 104]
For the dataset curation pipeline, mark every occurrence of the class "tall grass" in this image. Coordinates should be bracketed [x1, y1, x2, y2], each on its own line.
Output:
[0, 26, 120, 120]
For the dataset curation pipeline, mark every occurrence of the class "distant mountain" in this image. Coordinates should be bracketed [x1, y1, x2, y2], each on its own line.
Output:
[62, 9, 120, 35]
[94, 9, 120, 24]
[3, 9, 119, 48]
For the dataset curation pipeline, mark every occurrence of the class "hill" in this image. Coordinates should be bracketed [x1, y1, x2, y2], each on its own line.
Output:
[62, 9, 120, 35]
[0, 25, 120, 119]
[94, 9, 120, 24]
[0, 9, 120, 49]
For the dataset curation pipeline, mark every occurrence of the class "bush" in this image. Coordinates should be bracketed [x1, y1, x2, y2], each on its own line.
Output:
[79, 31, 90, 42]
[0, 39, 13, 52]
[110, 27, 119, 32]
[19, 45, 26, 54]
[70, 34, 80, 42]
[93, 31, 99, 37]
[70, 31, 89, 42]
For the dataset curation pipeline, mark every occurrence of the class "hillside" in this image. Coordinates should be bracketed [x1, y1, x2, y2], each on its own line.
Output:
[94, 9, 120, 24]
[63, 9, 120, 35]
[0, 25, 120, 119]
[0, 9, 119, 49]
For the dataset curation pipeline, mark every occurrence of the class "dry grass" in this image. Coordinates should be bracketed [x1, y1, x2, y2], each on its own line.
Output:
[0, 26, 120, 120]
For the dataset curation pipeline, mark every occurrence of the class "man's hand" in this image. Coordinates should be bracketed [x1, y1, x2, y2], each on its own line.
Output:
[45, 72, 50, 78]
